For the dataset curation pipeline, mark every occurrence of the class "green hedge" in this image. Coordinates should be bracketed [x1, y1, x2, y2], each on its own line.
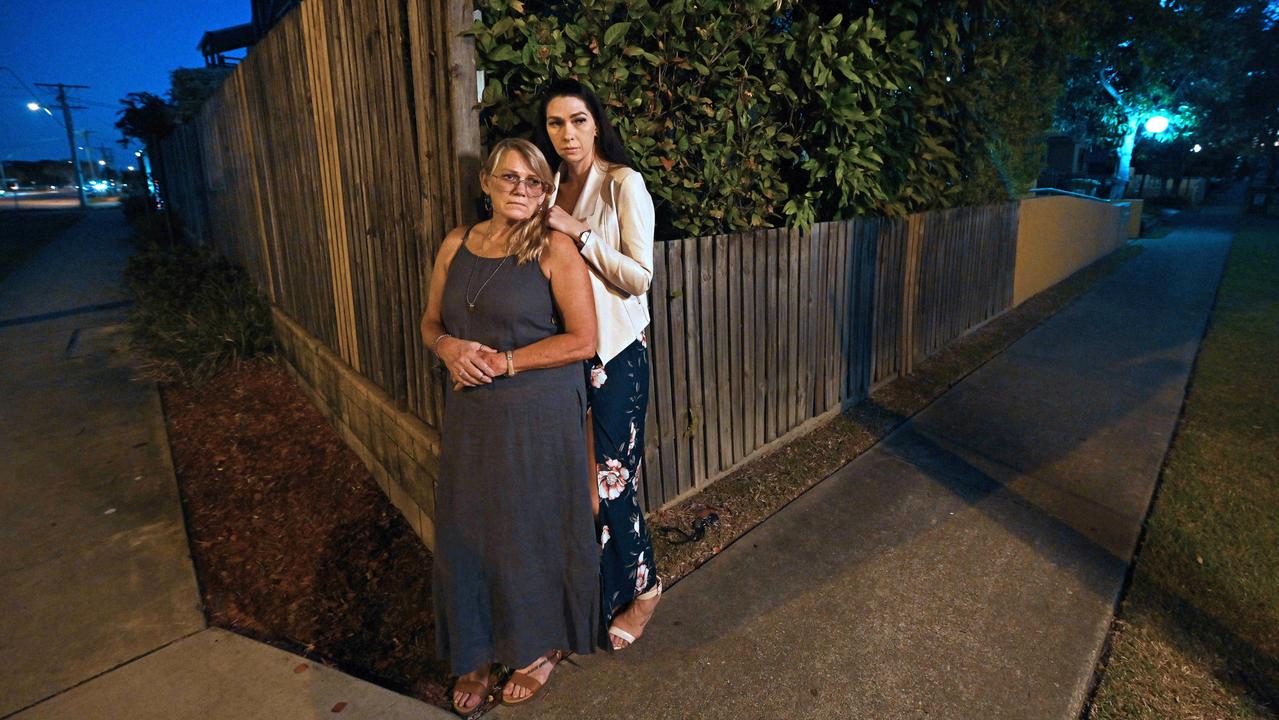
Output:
[471, 0, 1073, 237]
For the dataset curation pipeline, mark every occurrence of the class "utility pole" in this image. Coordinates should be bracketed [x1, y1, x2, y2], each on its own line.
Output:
[97, 144, 113, 173]
[34, 82, 89, 208]
[81, 131, 98, 181]
[1, 158, 16, 209]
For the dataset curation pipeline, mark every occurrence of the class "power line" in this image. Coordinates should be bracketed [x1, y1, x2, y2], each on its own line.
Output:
[0, 66, 66, 130]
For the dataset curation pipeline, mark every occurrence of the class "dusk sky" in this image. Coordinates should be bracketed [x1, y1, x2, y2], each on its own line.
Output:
[1, 1, 250, 166]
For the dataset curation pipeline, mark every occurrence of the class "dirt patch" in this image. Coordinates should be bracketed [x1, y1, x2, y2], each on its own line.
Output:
[161, 358, 450, 709]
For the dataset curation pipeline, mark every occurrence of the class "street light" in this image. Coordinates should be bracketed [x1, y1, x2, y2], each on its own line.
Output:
[97, 160, 105, 166]
[1192, 144, 1202, 153]
[24, 101, 53, 119]
[1145, 115, 1170, 134]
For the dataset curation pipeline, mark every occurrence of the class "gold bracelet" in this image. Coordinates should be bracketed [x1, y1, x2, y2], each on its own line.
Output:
[505, 350, 516, 377]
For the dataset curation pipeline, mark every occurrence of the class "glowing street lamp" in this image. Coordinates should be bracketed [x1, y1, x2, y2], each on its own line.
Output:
[97, 160, 105, 166]
[1192, 144, 1202, 153]
[1144, 115, 1170, 134]
[26, 101, 40, 111]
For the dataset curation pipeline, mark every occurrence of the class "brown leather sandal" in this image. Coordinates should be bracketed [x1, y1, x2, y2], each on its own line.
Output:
[451, 675, 492, 717]
[500, 651, 563, 706]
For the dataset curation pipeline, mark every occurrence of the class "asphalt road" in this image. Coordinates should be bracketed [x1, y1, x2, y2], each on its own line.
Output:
[0, 189, 119, 211]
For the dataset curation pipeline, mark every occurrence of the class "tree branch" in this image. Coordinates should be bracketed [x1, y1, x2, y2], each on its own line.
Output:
[1098, 65, 1128, 111]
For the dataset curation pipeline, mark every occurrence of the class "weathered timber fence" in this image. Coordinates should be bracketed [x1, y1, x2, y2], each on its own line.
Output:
[638, 205, 1017, 509]
[156, 0, 478, 432]
[153, 0, 1026, 539]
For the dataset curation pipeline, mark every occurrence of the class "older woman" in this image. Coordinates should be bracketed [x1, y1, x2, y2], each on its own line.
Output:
[536, 79, 662, 651]
[420, 138, 598, 713]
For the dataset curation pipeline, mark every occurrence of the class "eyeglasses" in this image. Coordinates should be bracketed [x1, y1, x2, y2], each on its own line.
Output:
[489, 172, 548, 197]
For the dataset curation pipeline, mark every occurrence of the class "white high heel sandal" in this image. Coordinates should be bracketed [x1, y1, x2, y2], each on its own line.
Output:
[607, 577, 663, 649]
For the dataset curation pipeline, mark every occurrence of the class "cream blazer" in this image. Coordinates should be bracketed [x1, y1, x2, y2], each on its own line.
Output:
[553, 163, 656, 365]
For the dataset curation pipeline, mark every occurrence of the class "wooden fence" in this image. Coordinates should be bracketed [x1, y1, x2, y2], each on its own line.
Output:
[638, 206, 1018, 509]
[155, 0, 478, 431]
[155, 0, 1020, 513]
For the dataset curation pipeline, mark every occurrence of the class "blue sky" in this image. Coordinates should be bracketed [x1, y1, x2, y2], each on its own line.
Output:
[1, 1, 249, 165]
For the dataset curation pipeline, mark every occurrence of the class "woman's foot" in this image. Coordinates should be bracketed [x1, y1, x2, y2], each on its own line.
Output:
[451, 665, 492, 716]
[608, 579, 662, 650]
[501, 650, 563, 705]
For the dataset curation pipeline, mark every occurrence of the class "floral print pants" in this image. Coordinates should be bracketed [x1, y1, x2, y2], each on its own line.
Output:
[587, 336, 657, 627]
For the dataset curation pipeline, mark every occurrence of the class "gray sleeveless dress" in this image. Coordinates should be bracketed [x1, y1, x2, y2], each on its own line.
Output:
[432, 235, 599, 674]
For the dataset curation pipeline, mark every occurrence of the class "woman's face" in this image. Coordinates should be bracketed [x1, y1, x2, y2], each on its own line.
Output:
[545, 95, 598, 166]
[481, 150, 547, 223]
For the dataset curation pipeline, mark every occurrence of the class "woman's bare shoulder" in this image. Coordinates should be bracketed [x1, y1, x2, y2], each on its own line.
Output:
[436, 224, 473, 266]
[442, 224, 472, 248]
[542, 230, 586, 270]
[547, 229, 577, 249]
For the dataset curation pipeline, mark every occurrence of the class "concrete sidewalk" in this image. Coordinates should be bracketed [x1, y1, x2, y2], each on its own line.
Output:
[494, 211, 1235, 719]
[0, 210, 449, 720]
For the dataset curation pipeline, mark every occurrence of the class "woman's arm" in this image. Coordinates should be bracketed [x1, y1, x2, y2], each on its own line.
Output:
[581, 170, 655, 296]
[478, 232, 597, 375]
[421, 226, 503, 387]
[549, 170, 655, 297]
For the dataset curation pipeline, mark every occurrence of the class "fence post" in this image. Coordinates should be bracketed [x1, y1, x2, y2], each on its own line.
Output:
[447, 0, 482, 227]
[900, 212, 924, 376]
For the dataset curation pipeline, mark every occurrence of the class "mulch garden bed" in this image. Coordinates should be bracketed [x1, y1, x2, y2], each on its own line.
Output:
[161, 358, 451, 709]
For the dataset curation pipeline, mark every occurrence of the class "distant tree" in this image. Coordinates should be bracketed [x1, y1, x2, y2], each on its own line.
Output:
[116, 91, 177, 238]
[1198, 7, 1279, 183]
[115, 91, 176, 147]
[170, 67, 234, 123]
[1054, 0, 1267, 192]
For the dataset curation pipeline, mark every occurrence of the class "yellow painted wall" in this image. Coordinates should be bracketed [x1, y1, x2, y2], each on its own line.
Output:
[1014, 195, 1129, 305]
[1123, 199, 1143, 238]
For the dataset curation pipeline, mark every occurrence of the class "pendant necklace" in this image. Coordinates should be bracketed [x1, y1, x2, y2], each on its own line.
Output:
[463, 232, 511, 312]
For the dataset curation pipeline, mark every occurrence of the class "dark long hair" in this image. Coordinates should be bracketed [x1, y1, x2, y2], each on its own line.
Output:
[533, 79, 633, 174]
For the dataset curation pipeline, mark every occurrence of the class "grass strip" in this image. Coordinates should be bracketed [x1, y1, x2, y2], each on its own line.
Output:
[1087, 217, 1279, 719]
[652, 241, 1146, 582]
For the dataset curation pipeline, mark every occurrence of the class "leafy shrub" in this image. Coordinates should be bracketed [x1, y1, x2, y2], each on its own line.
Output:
[127, 210, 184, 249]
[124, 242, 273, 382]
[471, 0, 1076, 237]
[120, 189, 154, 224]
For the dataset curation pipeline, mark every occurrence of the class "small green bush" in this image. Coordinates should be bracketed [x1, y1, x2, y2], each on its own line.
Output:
[127, 210, 183, 249]
[120, 189, 154, 225]
[124, 242, 273, 382]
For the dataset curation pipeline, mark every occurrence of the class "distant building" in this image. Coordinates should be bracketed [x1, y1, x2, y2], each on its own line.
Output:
[199, 24, 255, 66]
[198, 0, 301, 67]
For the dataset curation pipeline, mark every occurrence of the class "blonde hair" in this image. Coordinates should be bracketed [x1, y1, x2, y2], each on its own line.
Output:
[482, 138, 554, 265]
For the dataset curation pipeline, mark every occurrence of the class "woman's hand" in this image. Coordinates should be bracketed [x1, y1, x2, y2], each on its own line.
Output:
[438, 337, 502, 387]
[547, 206, 590, 245]
[479, 349, 506, 377]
